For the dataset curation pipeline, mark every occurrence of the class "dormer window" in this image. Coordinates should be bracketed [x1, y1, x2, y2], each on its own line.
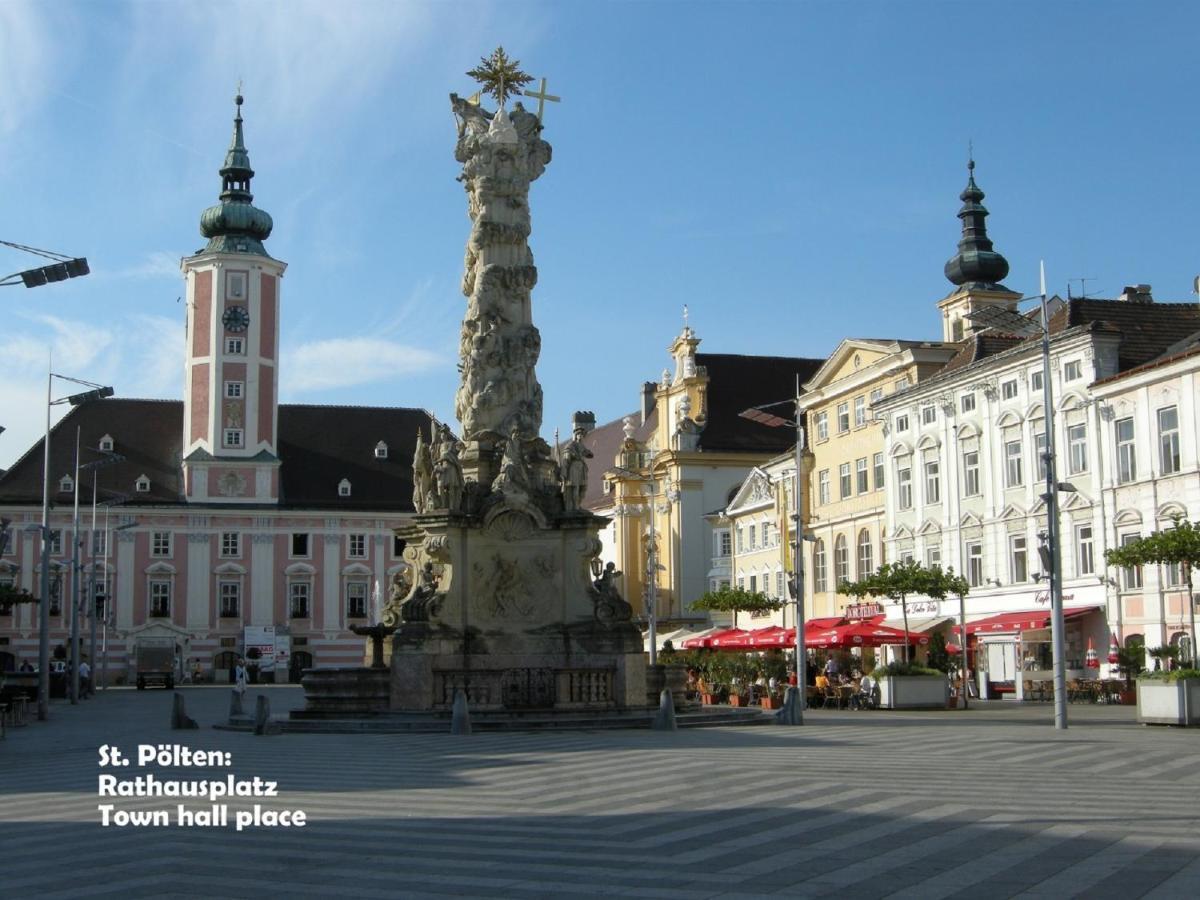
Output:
[59, 475, 74, 493]
[374, 441, 388, 460]
[135, 474, 151, 493]
[99, 434, 114, 452]
[338, 478, 352, 497]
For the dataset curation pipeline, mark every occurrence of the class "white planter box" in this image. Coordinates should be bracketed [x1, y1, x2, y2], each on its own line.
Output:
[1137, 679, 1200, 726]
[878, 675, 948, 709]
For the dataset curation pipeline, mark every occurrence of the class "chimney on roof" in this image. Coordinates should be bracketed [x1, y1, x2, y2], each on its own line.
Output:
[640, 382, 657, 424]
[571, 410, 596, 436]
[1118, 284, 1153, 304]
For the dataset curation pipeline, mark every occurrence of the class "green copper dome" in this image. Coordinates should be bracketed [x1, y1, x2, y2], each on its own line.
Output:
[199, 93, 273, 255]
[944, 159, 1009, 290]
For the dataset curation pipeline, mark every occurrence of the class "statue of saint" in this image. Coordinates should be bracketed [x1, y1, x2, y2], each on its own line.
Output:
[434, 436, 465, 511]
[492, 427, 530, 494]
[559, 426, 593, 511]
[412, 430, 434, 514]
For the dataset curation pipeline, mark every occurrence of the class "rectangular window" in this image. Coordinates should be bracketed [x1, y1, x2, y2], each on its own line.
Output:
[1120, 533, 1143, 589]
[289, 583, 310, 618]
[1064, 360, 1082, 382]
[1076, 524, 1095, 576]
[149, 580, 171, 618]
[895, 376, 911, 391]
[924, 459, 940, 504]
[1001, 379, 1018, 400]
[220, 532, 240, 558]
[735, 527, 744, 553]
[897, 462, 913, 510]
[346, 582, 367, 618]
[748, 525, 757, 549]
[837, 402, 850, 434]
[151, 531, 171, 557]
[960, 392, 976, 414]
[49, 529, 63, 555]
[224, 429, 243, 448]
[227, 271, 247, 300]
[1005, 440, 1023, 488]
[873, 452, 884, 490]
[91, 530, 106, 556]
[219, 582, 240, 618]
[48, 573, 62, 615]
[1116, 417, 1137, 483]
[856, 457, 869, 494]
[818, 470, 830, 506]
[348, 533, 366, 558]
[963, 450, 980, 496]
[1067, 424, 1088, 475]
[1035, 430, 1048, 482]
[1158, 406, 1180, 475]
[921, 405, 936, 425]
[854, 396, 866, 427]
[719, 531, 732, 557]
[226, 337, 245, 355]
[815, 411, 828, 442]
[966, 541, 983, 588]
[224, 381, 244, 399]
[1010, 534, 1028, 584]
[1030, 370, 1043, 392]
[749, 574, 757, 593]
[895, 414, 909, 433]
[776, 571, 785, 598]
[1165, 560, 1184, 587]
[813, 543, 827, 593]
[869, 388, 883, 408]
[926, 545, 941, 569]
[839, 463, 852, 499]
[291, 533, 310, 557]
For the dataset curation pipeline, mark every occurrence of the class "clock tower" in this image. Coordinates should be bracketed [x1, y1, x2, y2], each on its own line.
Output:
[181, 93, 286, 504]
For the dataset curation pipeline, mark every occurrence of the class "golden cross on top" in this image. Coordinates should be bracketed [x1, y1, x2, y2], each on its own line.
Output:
[523, 77, 561, 121]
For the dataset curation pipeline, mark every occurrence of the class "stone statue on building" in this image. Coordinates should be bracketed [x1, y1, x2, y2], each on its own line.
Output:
[412, 429, 434, 514]
[434, 435, 465, 511]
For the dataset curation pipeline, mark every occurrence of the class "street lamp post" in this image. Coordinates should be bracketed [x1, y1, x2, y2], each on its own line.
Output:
[34, 367, 114, 720]
[81, 454, 123, 693]
[740, 388, 810, 725]
[965, 261, 1069, 729]
[609, 466, 669, 665]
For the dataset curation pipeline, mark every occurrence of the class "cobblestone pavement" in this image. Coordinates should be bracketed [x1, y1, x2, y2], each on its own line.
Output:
[1, 687, 1198, 898]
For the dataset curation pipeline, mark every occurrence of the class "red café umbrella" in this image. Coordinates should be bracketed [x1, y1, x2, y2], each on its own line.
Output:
[747, 626, 789, 648]
[1086, 636, 1100, 669]
[1107, 634, 1120, 665]
[707, 628, 755, 650]
[806, 620, 916, 649]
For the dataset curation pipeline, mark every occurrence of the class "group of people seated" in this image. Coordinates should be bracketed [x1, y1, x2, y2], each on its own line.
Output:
[813, 661, 878, 709]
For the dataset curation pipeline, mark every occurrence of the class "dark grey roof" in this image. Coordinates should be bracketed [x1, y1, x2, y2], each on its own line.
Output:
[0, 398, 433, 512]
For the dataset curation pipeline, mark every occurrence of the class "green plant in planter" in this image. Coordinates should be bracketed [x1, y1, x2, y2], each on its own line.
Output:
[925, 631, 956, 674]
[1115, 645, 1146, 691]
[871, 661, 945, 678]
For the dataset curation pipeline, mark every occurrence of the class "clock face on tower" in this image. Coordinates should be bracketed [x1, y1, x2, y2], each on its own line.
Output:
[222, 305, 250, 333]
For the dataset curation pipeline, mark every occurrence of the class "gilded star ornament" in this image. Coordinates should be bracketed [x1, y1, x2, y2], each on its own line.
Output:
[466, 46, 534, 107]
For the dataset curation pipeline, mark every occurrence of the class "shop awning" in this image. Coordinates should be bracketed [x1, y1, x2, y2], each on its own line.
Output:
[806, 620, 917, 649]
[879, 615, 952, 634]
[955, 606, 1100, 637]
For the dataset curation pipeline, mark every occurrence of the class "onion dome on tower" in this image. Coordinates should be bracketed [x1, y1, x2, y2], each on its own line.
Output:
[943, 158, 1009, 290]
[199, 92, 274, 255]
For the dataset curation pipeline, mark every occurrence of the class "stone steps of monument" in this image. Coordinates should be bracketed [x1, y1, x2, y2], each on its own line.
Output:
[279, 706, 771, 734]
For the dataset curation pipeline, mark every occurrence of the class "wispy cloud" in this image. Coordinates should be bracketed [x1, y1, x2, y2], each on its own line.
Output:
[282, 337, 443, 393]
[105, 251, 185, 282]
[0, 1, 56, 135]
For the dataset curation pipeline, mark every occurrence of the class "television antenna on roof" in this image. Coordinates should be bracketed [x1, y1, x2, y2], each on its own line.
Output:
[1067, 277, 1098, 300]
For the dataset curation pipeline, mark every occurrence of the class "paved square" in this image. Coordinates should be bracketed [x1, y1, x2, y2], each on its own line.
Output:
[1, 688, 1198, 898]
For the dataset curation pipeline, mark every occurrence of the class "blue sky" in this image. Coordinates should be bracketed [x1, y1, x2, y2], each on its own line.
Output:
[2, 0, 1198, 469]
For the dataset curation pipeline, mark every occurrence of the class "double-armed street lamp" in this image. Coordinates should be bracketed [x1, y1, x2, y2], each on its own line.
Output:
[608, 466, 673, 666]
[34, 373, 114, 720]
[0, 240, 89, 288]
[965, 262, 1074, 730]
[739, 385, 812, 725]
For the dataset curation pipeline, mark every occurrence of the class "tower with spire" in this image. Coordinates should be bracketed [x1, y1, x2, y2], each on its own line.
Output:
[181, 92, 287, 504]
[936, 158, 1020, 342]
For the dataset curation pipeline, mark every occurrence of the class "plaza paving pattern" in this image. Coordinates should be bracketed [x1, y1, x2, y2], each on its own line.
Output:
[1, 686, 1198, 898]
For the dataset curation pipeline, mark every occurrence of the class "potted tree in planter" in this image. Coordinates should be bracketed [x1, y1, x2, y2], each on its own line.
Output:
[1114, 644, 1145, 706]
[839, 561, 964, 709]
[1106, 518, 1200, 726]
[689, 586, 782, 630]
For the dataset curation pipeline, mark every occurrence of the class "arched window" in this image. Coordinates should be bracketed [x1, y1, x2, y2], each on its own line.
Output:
[857, 529, 873, 578]
[834, 535, 849, 587]
[813, 540, 827, 593]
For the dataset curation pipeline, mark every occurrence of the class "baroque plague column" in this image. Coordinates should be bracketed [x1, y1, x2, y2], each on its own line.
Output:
[384, 51, 646, 712]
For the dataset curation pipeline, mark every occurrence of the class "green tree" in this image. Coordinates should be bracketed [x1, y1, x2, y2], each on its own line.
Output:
[0, 582, 37, 615]
[1106, 517, 1199, 664]
[690, 586, 781, 627]
[839, 561, 969, 662]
